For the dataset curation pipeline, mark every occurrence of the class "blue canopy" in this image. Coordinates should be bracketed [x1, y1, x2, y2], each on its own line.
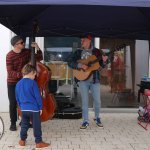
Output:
[0, 0, 150, 39]
[0, 0, 150, 7]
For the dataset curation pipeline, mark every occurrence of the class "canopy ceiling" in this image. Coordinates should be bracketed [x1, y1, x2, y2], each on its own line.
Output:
[0, 1, 150, 39]
[1, 0, 150, 7]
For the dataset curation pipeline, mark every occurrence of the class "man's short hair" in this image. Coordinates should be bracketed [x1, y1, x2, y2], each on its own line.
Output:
[11, 35, 22, 46]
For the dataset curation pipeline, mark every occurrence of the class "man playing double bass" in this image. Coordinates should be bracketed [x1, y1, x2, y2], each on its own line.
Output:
[6, 35, 43, 131]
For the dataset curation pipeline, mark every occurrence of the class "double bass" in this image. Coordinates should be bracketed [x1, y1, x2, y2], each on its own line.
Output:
[35, 59, 56, 122]
[18, 21, 56, 122]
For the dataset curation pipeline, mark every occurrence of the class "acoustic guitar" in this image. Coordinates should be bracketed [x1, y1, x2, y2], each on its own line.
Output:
[73, 55, 100, 80]
[73, 44, 127, 81]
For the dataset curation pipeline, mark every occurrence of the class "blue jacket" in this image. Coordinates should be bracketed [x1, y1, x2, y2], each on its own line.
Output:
[67, 48, 104, 83]
[15, 78, 42, 111]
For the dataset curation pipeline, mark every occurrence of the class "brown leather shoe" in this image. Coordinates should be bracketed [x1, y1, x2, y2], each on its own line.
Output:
[36, 142, 50, 148]
[19, 140, 26, 146]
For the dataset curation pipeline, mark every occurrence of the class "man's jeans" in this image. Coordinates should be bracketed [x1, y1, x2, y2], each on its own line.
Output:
[79, 81, 101, 122]
[7, 84, 17, 125]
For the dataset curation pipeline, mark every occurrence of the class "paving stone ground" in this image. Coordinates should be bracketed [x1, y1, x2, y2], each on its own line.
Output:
[0, 112, 150, 150]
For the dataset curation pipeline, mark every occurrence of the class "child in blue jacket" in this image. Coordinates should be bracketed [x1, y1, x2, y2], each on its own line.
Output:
[16, 64, 50, 148]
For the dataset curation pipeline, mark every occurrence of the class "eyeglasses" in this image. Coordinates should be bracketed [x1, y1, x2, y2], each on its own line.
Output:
[16, 41, 24, 45]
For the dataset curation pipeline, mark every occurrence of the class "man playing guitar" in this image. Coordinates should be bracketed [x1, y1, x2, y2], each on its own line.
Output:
[67, 34, 104, 129]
